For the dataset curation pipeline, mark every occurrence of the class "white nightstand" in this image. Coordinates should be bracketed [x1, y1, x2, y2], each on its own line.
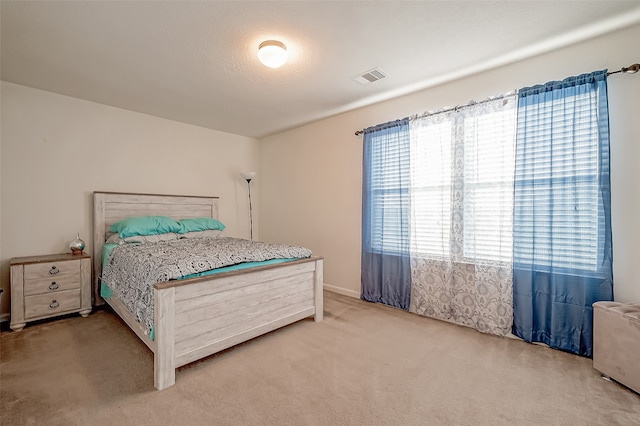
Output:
[10, 253, 92, 331]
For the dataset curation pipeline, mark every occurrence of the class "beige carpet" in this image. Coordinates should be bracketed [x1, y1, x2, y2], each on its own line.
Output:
[1, 291, 639, 426]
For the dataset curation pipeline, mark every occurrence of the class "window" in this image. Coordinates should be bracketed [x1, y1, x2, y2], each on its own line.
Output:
[366, 89, 603, 270]
[409, 97, 517, 263]
[462, 108, 516, 262]
[364, 121, 410, 255]
[410, 118, 452, 257]
[514, 91, 604, 272]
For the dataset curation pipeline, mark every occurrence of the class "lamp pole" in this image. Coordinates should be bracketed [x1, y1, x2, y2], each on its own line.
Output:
[246, 177, 253, 241]
[241, 172, 257, 240]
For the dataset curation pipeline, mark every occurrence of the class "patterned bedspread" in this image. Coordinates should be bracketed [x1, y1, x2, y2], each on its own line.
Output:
[101, 237, 312, 334]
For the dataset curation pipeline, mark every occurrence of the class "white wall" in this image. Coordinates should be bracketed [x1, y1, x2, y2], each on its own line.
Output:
[259, 23, 640, 303]
[0, 82, 259, 316]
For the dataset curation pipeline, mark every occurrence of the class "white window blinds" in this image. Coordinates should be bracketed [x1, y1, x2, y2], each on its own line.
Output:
[409, 116, 452, 257]
[514, 90, 604, 271]
[365, 122, 411, 255]
[462, 105, 517, 262]
[410, 96, 517, 263]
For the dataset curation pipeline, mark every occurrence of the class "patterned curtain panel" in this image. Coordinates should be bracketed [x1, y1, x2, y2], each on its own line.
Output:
[512, 70, 613, 357]
[361, 119, 412, 310]
[409, 96, 517, 335]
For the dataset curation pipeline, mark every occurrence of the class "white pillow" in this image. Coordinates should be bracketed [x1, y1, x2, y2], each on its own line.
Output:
[106, 232, 179, 245]
[178, 230, 223, 239]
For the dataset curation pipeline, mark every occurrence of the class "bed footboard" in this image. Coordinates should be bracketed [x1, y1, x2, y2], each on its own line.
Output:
[153, 257, 323, 390]
[154, 287, 176, 390]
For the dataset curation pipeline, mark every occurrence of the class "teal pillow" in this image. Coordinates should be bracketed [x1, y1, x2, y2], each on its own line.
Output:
[178, 217, 226, 233]
[109, 216, 183, 238]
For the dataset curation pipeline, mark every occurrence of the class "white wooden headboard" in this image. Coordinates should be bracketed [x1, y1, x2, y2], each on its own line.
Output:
[92, 191, 219, 305]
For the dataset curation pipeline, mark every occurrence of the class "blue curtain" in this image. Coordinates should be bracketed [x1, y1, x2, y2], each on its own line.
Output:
[361, 118, 411, 310]
[512, 70, 613, 356]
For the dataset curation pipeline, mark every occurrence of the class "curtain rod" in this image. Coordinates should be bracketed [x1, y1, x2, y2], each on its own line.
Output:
[354, 91, 515, 136]
[354, 63, 640, 136]
[606, 63, 639, 76]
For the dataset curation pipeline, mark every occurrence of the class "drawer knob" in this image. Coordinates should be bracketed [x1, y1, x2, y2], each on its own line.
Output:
[48, 282, 59, 291]
[49, 266, 59, 275]
[49, 300, 60, 309]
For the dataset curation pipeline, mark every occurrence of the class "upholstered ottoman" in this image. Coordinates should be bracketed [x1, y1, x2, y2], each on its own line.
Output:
[593, 301, 640, 394]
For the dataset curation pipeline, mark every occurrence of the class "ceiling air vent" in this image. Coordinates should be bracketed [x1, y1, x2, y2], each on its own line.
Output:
[355, 68, 387, 85]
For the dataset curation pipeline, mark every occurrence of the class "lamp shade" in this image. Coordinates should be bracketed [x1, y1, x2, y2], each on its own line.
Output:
[257, 40, 287, 68]
[241, 172, 257, 181]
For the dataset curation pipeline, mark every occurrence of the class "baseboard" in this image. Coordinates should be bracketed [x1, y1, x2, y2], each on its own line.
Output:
[323, 283, 360, 299]
[0, 313, 10, 323]
[505, 332, 523, 341]
[504, 332, 550, 348]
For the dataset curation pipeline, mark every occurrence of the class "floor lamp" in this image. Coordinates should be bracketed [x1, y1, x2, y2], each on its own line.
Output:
[241, 172, 256, 240]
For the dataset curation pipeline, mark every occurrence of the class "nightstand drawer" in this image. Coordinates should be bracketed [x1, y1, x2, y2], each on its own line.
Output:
[24, 289, 81, 319]
[24, 260, 79, 280]
[24, 275, 81, 296]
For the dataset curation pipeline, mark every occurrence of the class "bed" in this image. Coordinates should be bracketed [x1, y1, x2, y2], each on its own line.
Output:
[93, 191, 323, 390]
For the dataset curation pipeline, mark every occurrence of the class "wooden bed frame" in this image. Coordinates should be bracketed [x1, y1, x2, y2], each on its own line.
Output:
[93, 191, 323, 390]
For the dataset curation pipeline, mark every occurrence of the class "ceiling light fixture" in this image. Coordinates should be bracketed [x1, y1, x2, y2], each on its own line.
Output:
[258, 40, 287, 68]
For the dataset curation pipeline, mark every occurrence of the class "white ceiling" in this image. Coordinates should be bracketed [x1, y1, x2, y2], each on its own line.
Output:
[2, 1, 640, 138]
